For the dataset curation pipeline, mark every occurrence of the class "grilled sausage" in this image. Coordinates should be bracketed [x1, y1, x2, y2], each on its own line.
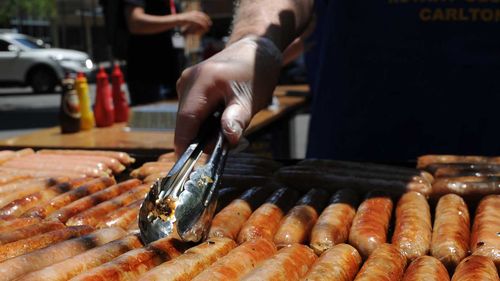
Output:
[392, 191, 432, 261]
[431, 194, 470, 271]
[0, 166, 85, 179]
[18, 234, 143, 281]
[2, 158, 109, 177]
[25, 154, 126, 174]
[22, 177, 115, 218]
[70, 236, 187, 281]
[348, 191, 393, 259]
[0, 173, 30, 186]
[137, 237, 237, 281]
[191, 238, 276, 281]
[0, 217, 41, 233]
[0, 225, 94, 262]
[402, 256, 450, 281]
[66, 184, 150, 227]
[432, 177, 500, 199]
[0, 178, 64, 208]
[0, 178, 89, 217]
[0, 220, 64, 245]
[302, 243, 361, 281]
[37, 149, 135, 165]
[209, 187, 272, 240]
[353, 244, 407, 281]
[470, 195, 500, 271]
[96, 199, 143, 229]
[310, 189, 359, 255]
[451, 255, 500, 281]
[237, 188, 299, 244]
[417, 155, 493, 169]
[46, 179, 141, 223]
[240, 243, 317, 281]
[274, 189, 329, 248]
[0, 227, 126, 281]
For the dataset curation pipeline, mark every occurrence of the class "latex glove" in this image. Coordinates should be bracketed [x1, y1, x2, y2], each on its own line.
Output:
[178, 11, 212, 35]
[175, 36, 283, 155]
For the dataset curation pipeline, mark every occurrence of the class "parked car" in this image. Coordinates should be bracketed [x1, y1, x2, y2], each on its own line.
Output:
[0, 32, 94, 93]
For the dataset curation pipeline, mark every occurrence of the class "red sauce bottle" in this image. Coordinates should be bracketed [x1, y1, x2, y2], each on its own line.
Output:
[111, 63, 130, 123]
[94, 66, 114, 127]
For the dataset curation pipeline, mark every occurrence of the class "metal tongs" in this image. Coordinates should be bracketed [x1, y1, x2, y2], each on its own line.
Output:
[139, 111, 228, 244]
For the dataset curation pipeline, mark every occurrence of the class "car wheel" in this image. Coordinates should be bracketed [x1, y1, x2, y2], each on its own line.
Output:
[29, 67, 57, 93]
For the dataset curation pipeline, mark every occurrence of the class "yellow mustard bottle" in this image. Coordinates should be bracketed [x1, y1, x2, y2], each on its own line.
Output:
[75, 72, 95, 130]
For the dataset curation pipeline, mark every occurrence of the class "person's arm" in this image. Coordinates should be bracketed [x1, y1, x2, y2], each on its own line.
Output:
[174, 0, 314, 155]
[125, 5, 211, 35]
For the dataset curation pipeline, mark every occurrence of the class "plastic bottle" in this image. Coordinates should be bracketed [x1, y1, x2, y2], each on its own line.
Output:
[75, 72, 95, 130]
[60, 76, 81, 134]
[111, 63, 130, 123]
[94, 66, 114, 127]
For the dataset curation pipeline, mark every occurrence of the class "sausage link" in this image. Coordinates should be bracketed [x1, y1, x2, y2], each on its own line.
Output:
[0, 178, 63, 208]
[417, 155, 491, 169]
[0, 227, 126, 281]
[348, 191, 393, 259]
[192, 238, 276, 281]
[274, 189, 329, 248]
[22, 177, 116, 218]
[402, 256, 450, 281]
[0, 220, 64, 245]
[70, 236, 187, 281]
[392, 191, 432, 261]
[431, 194, 470, 271]
[240, 244, 317, 281]
[0, 217, 41, 233]
[432, 177, 500, 199]
[66, 184, 150, 227]
[470, 195, 500, 271]
[237, 188, 299, 244]
[0, 225, 94, 262]
[209, 187, 272, 240]
[353, 244, 407, 281]
[96, 199, 143, 229]
[310, 189, 359, 255]
[302, 243, 361, 281]
[18, 234, 143, 281]
[37, 149, 135, 165]
[0, 166, 85, 179]
[47, 179, 141, 223]
[451, 255, 500, 281]
[137, 237, 237, 281]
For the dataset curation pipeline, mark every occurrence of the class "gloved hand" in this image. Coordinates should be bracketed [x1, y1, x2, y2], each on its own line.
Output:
[175, 36, 283, 155]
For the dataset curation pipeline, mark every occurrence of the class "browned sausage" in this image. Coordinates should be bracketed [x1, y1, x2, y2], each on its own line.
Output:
[348, 191, 393, 259]
[22, 177, 116, 218]
[0, 178, 65, 208]
[274, 188, 329, 248]
[432, 177, 500, 199]
[0, 178, 89, 217]
[0, 227, 126, 281]
[432, 163, 500, 178]
[451, 255, 500, 281]
[208, 186, 272, 240]
[0, 220, 64, 245]
[302, 243, 361, 281]
[66, 184, 149, 227]
[0, 166, 85, 179]
[18, 234, 144, 281]
[417, 155, 492, 169]
[27, 154, 126, 174]
[70, 236, 187, 281]
[240, 243, 317, 281]
[353, 244, 407, 281]
[431, 194, 470, 271]
[191, 238, 276, 281]
[137, 237, 237, 281]
[402, 256, 450, 281]
[310, 189, 359, 255]
[46, 179, 141, 223]
[237, 188, 299, 244]
[2, 158, 110, 177]
[96, 199, 143, 229]
[392, 191, 432, 261]
[0, 225, 94, 262]
[0, 173, 30, 186]
[470, 195, 500, 271]
[0, 217, 41, 233]
[37, 149, 135, 165]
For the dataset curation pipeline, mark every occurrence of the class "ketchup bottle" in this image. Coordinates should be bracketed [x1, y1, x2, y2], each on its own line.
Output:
[111, 63, 130, 123]
[94, 66, 114, 127]
[60, 76, 81, 134]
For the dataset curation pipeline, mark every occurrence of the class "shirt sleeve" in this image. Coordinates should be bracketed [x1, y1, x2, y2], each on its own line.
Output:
[124, 0, 145, 8]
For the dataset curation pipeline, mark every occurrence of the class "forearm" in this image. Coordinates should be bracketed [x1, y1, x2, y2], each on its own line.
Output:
[126, 6, 181, 35]
[229, 0, 314, 51]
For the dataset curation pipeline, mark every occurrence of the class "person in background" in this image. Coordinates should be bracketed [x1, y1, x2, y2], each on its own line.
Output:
[174, 0, 500, 161]
[124, 0, 211, 105]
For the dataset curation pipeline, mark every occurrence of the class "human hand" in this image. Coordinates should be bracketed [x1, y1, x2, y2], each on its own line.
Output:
[175, 36, 283, 156]
[178, 11, 212, 35]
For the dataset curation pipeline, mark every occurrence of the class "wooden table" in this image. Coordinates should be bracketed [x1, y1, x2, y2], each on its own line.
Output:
[0, 85, 309, 154]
